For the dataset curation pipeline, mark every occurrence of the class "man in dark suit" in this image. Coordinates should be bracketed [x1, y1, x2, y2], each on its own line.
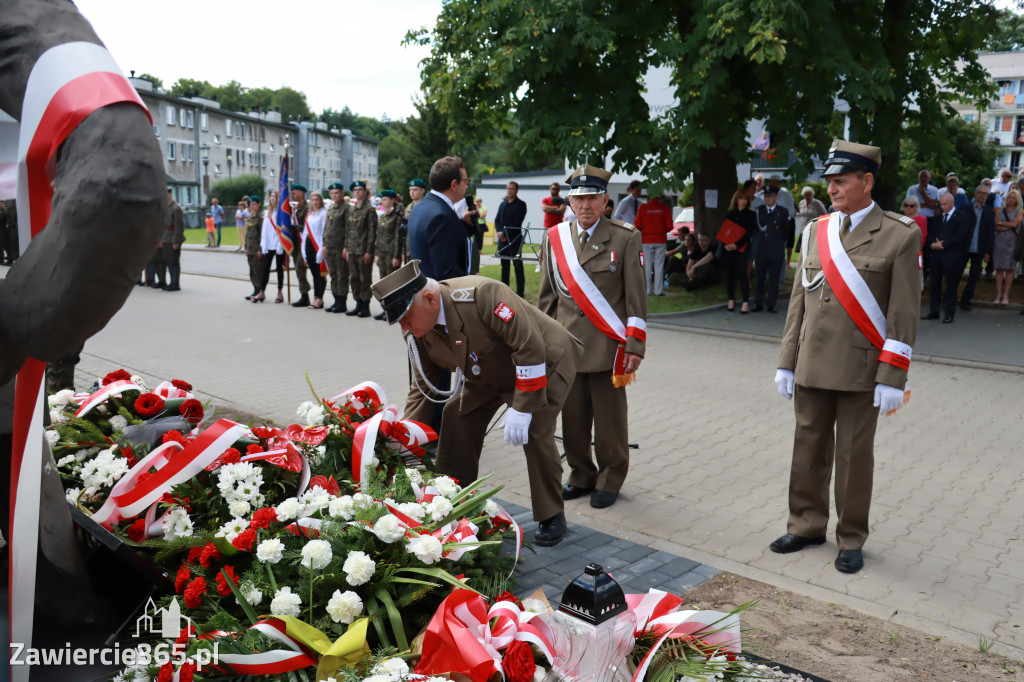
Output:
[494, 180, 528, 297]
[957, 184, 995, 311]
[407, 156, 471, 280]
[923, 192, 969, 323]
[753, 185, 794, 313]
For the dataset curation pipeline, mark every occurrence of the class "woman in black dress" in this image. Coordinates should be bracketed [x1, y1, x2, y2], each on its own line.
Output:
[722, 190, 756, 313]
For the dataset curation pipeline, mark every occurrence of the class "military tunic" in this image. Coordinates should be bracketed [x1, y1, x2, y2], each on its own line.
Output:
[778, 204, 920, 550]
[376, 206, 403, 280]
[403, 199, 421, 262]
[346, 199, 378, 302]
[290, 201, 310, 295]
[245, 210, 264, 291]
[324, 200, 349, 302]
[405, 277, 583, 521]
[538, 216, 647, 494]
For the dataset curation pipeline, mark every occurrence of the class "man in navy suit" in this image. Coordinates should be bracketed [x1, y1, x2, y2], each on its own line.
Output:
[923, 192, 969, 323]
[408, 156, 472, 280]
[956, 184, 995, 312]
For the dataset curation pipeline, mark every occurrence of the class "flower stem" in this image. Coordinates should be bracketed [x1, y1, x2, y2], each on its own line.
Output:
[267, 564, 278, 592]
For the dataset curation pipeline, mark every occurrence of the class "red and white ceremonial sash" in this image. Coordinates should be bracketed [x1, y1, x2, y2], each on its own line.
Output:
[815, 214, 912, 373]
[547, 221, 646, 386]
[304, 216, 328, 274]
[6, 41, 149, 680]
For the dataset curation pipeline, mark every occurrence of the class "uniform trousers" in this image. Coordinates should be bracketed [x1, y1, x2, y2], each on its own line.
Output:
[304, 240, 326, 299]
[377, 256, 398, 281]
[348, 253, 374, 302]
[434, 369, 572, 522]
[247, 252, 262, 292]
[788, 384, 878, 550]
[754, 255, 783, 308]
[325, 248, 349, 302]
[562, 369, 629, 494]
[641, 243, 666, 295]
[289, 241, 310, 295]
[928, 249, 961, 317]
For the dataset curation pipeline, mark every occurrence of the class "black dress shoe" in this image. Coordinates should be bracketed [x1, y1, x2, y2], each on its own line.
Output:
[291, 295, 310, 308]
[767, 307, 777, 314]
[561, 483, 593, 500]
[534, 512, 566, 547]
[165, 285, 181, 292]
[921, 312, 940, 320]
[769, 533, 826, 554]
[752, 304, 764, 312]
[835, 549, 864, 573]
[942, 315, 954, 324]
[590, 490, 618, 509]
[960, 302, 972, 311]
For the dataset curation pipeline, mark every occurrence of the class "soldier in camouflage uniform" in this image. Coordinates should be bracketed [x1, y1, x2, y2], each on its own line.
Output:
[289, 184, 311, 307]
[344, 180, 378, 318]
[373, 189, 405, 320]
[245, 196, 265, 300]
[323, 182, 350, 313]
[403, 178, 427, 263]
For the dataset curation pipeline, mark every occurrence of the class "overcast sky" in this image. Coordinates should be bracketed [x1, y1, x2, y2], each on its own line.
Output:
[74, 0, 443, 121]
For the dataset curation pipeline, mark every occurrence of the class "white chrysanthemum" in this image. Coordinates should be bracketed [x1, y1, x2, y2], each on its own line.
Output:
[296, 400, 326, 426]
[49, 409, 68, 424]
[327, 495, 355, 520]
[484, 499, 500, 517]
[425, 496, 454, 522]
[309, 444, 327, 466]
[371, 514, 405, 543]
[162, 507, 193, 541]
[397, 502, 425, 524]
[75, 446, 99, 462]
[256, 538, 285, 564]
[47, 389, 76, 408]
[242, 584, 263, 606]
[229, 500, 252, 518]
[362, 676, 391, 682]
[65, 487, 81, 505]
[216, 517, 249, 543]
[372, 658, 410, 677]
[300, 539, 333, 570]
[269, 586, 302, 618]
[108, 414, 128, 431]
[407, 534, 443, 564]
[429, 476, 461, 497]
[45, 430, 61, 448]
[521, 598, 548, 614]
[325, 590, 363, 624]
[275, 497, 304, 521]
[342, 550, 375, 586]
[300, 487, 332, 514]
[405, 467, 424, 486]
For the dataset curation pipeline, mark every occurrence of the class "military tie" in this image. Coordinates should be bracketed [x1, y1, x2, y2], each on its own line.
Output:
[579, 230, 589, 248]
[840, 215, 852, 244]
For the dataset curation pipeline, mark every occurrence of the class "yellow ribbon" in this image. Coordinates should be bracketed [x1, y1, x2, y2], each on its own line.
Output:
[270, 616, 370, 680]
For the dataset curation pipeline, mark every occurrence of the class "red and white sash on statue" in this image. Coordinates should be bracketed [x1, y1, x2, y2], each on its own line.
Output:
[3, 41, 149, 681]
[547, 221, 646, 386]
[815, 214, 912, 373]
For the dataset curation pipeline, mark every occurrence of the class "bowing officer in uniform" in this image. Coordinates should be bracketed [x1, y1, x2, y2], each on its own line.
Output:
[538, 165, 647, 509]
[372, 260, 583, 546]
[344, 180, 378, 318]
[753, 185, 794, 313]
[773, 139, 920, 574]
[324, 182, 350, 313]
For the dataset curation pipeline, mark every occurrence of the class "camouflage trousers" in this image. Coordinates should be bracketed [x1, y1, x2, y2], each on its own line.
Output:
[325, 248, 349, 300]
[348, 254, 374, 302]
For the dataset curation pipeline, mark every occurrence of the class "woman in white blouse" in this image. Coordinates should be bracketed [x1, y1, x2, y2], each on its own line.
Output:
[255, 190, 286, 303]
[303, 190, 328, 309]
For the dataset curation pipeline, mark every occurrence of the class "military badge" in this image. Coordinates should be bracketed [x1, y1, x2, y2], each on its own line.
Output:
[451, 287, 475, 302]
[494, 303, 515, 322]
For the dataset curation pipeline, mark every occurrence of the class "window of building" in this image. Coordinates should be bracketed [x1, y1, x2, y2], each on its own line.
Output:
[178, 109, 186, 127]
[153, 125, 160, 137]
[262, 153, 266, 167]
[166, 106, 176, 125]
[188, 144, 194, 162]
[186, 186, 193, 204]
[964, 113, 975, 124]
[269, 143, 275, 152]
[168, 142, 175, 160]
[999, 80, 1015, 96]
[214, 134, 221, 144]
[200, 113, 209, 131]
[261, 127, 266, 142]
[270, 167, 275, 177]
[214, 163, 222, 174]
[226, 120, 232, 137]
[186, 111, 194, 128]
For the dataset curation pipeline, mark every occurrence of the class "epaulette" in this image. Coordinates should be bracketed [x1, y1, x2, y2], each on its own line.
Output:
[450, 287, 476, 303]
[884, 210, 917, 228]
[609, 219, 635, 231]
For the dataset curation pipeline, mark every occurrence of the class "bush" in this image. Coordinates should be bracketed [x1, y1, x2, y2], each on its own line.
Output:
[208, 174, 266, 217]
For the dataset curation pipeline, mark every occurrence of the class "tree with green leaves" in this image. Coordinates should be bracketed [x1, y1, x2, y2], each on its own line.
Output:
[136, 72, 163, 90]
[408, 0, 996, 235]
[984, 8, 1024, 52]
[899, 116, 1000, 190]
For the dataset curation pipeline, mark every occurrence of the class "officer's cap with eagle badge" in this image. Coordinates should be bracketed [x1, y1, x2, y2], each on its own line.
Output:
[371, 260, 428, 325]
[566, 165, 613, 196]
[823, 139, 881, 177]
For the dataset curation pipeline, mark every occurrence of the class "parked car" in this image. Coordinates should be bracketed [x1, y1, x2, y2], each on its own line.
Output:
[668, 206, 694, 243]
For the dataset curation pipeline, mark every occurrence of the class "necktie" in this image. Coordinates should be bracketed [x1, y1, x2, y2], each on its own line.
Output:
[840, 215, 852, 243]
[580, 230, 589, 248]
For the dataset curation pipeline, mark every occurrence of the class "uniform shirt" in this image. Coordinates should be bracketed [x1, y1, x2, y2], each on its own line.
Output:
[346, 199, 378, 255]
[612, 193, 643, 224]
[835, 201, 876, 233]
[376, 207, 403, 261]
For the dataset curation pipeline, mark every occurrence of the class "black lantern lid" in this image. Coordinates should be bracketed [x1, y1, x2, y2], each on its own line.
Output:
[558, 563, 628, 624]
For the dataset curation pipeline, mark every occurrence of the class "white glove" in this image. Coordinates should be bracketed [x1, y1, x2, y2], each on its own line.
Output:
[316, 248, 325, 265]
[874, 383, 904, 415]
[774, 369, 794, 400]
[501, 407, 532, 447]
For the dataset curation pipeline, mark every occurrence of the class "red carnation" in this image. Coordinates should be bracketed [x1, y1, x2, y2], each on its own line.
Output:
[187, 546, 203, 564]
[216, 565, 240, 597]
[183, 576, 206, 609]
[179, 399, 204, 424]
[127, 518, 147, 542]
[249, 507, 277, 530]
[157, 662, 175, 682]
[175, 565, 191, 594]
[161, 430, 187, 445]
[222, 447, 242, 464]
[102, 369, 132, 385]
[171, 379, 193, 392]
[502, 640, 536, 682]
[178, 661, 196, 682]
[134, 393, 165, 418]
[494, 590, 522, 607]
[246, 443, 265, 455]
[199, 543, 221, 568]
[119, 446, 137, 467]
[231, 528, 257, 551]
[308, 475, 341, 496]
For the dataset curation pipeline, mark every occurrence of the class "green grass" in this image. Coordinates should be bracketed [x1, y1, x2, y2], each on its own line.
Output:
[184, 227, 240, 247]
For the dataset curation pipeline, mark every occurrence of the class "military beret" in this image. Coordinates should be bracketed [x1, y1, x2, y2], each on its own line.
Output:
[408, 178, 427, 189]
[249, 195, 262, 204]
[379, 189, 399, 199]
[327, 182, 344, 191]
[290, 183, 307, 193]
[350, 180, 367, 190]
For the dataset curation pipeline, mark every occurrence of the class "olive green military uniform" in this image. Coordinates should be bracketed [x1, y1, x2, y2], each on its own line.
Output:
[404, 277, 583, 521]
[538, 216, 647, 495]
[778, 204, 920, 550]
[290, 201, 310, 296]
[245, 210, 264, 292]
[403, 200, 421, 262]
[324, 200, 350, 304]
[376, 206, 403, 279]
[346, 199, 378, 303]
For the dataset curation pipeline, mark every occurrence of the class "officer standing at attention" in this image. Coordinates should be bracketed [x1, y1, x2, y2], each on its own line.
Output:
[345, 180, 378, 318]
[538, 165, 648, 510]
[373, 189, 404, 320]
[772, 139, 920, 574]
[288, 184, 312, 308]
[323, 182, 350, 313]
[244, 196, 264, 300]
[404, 178, 428, 263]
[371, 260, 583, 546]
[752, 185, 793, 313]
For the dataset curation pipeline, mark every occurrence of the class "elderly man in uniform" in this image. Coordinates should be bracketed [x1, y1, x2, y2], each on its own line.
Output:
[289, 183, 312, 308]
[344, 180, 378, 318]
[539, 165, 647, 509]
[373, 189, 404, 320]
[323, 182, 350, 313]
[372, 260, 582, 546]
[772, 139, 920, 574]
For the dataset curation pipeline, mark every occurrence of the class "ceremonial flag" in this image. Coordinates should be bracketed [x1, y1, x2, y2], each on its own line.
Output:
[274, 156, 297, 252]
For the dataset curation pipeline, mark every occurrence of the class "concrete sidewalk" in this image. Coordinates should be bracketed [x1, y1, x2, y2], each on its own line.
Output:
[68, 269, 1024, 661]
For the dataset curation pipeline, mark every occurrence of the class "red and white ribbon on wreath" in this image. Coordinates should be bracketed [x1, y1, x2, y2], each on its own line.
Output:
[431, 518, 480, 561]
[215, 618, 318, 675]
[329, 380, 386, 415]
[74, 379, 141, 418]
[7, 40, 149, 680]
[351, 405, 436, 487]
[153, 380, 195, 401]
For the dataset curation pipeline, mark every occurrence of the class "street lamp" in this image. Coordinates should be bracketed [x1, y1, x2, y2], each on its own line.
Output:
[227, 154, 233, 179]
[200, 144, 210, 204]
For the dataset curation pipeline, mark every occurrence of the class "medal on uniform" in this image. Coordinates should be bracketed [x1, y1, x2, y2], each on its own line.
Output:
[469, 352, 480, 375]
[471, 365, 481, 376]
[609, 250, 617, 272]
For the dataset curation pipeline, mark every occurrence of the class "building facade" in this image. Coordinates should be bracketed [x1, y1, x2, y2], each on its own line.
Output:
[952, 52, 1024, 174]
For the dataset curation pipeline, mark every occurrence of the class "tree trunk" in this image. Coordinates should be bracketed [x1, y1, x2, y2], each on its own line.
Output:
[693, 146, 738, 238]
